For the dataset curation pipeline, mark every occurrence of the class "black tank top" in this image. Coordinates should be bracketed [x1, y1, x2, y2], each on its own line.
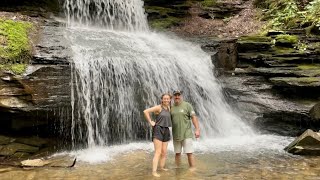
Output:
[155, 107, 172, 127]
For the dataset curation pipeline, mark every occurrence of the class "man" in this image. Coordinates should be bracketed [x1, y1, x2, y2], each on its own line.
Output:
[171, 90, 200, 169]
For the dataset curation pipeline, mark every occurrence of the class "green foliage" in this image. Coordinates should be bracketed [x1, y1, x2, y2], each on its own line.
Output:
[0, 64, 27, 75]
[258, 0, 320, 31]
[201, 0, 217, 7]
[10, 64, 27, 74]
[268, 0, 300, 29]
[296, 42, 308, 52]
[303, 0, 320, 32]
[0, 19, 33, 75]
[0, 19, 32, 63]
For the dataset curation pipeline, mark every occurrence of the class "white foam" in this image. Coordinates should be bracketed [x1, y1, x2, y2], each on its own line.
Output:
[54, 135, 293, 163]
[54, 142, 154, 163]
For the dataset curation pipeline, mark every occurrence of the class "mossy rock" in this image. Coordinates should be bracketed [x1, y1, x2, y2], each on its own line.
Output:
[296, 64, 320, 77]
[237, 36, 273, 53]
[149, 16, 182, 30]
[251, 65, 320, 78]
[237, 41, 273, 53]
[270, 77, 320, 87]
[144, 0, 188, 6]
[271, 46, 297, 54]
[201, 0, 217, 7]
[145, 5, 188, 30]
[239, 36, 273, 43]
[145, 6, 172, 19]
[298, 64, 320, 70]
[275, 34, 298, 48]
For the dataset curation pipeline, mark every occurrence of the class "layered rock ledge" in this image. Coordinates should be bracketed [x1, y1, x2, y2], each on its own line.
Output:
[202, 30, 320, 136]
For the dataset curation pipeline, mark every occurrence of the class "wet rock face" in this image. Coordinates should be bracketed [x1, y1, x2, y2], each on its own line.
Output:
[0, 135, 48, 159]
[310, 102, 320, 121]
[0, 19, 71, 138]
[0, 0, 61, 14]
[205, 30, 320, 136]
[0, 72, 33, 111]
[201, 38, 238, 75]
[220, 74, 317, 136]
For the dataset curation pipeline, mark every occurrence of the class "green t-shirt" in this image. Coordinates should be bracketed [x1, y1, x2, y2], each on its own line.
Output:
[171, 101, 196, 141]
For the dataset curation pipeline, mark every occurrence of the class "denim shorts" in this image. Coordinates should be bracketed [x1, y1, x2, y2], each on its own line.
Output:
[152, 125, 171, 142]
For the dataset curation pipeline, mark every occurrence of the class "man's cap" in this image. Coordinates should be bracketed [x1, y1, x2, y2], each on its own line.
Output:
[173, 90, 183, 95]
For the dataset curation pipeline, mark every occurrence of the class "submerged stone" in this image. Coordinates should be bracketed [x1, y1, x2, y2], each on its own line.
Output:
[285, 129, 320, 155]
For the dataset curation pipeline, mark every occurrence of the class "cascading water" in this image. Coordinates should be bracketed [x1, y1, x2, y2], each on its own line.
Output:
[64, 0, 148, 31]
[64, 0, 253, 148]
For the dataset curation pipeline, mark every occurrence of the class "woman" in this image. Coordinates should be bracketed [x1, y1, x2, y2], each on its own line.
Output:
[143, 93, 172, 177]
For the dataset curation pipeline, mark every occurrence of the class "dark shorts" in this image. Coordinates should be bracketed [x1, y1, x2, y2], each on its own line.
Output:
[152, 125, 171, 142]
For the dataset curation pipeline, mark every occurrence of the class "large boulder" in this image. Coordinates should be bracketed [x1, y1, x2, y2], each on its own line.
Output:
[284, 129, 320, 155]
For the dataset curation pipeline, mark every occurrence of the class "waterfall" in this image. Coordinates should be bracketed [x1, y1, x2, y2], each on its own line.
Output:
[64, 0, 253, 148]
[64, 0, 148, 31]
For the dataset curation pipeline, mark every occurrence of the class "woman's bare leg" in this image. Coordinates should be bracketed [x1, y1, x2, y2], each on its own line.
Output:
[152, 138, 162, 177]
[159, 141, 169, 170]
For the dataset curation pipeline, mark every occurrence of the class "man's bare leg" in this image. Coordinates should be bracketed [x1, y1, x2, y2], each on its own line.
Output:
[175, 153, 181, 167]
[187, 153, 195, 171]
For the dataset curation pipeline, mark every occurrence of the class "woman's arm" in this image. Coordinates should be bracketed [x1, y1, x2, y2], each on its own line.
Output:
[143, 105, 161, 126]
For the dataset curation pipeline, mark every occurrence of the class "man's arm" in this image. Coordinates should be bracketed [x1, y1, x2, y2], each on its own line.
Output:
[191, 115, 200, 138]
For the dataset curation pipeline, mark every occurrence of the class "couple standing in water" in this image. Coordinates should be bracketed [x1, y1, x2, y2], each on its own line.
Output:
[143, 90, 200, 177]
